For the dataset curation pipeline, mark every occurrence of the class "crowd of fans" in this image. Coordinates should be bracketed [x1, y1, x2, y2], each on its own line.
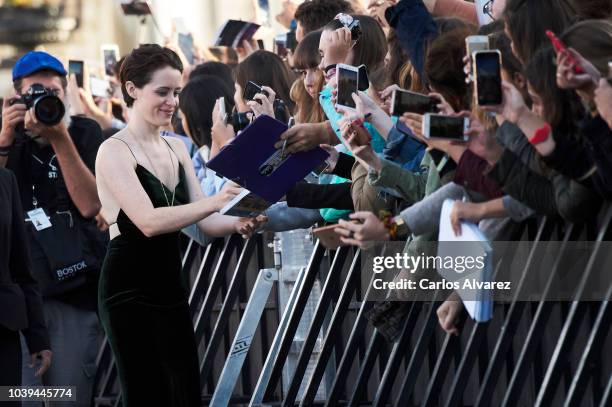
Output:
[0, 0, 611, 405]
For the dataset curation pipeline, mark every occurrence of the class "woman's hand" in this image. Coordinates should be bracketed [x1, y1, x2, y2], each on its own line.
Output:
[367, 0, 396, 28]
[235, 214, 268, 239]
[335, 211, 390, 249]
[66, 74, 85, 116]
[379, 84, 400, 114]
[275, 122, 331, 154]
[482, 81, 529, 124]
[595, 78, 612, 129]
[555, 48, 600, 97]
[466, 114, 503, 165]
[429, 92, 455, 115]
[339, 118, 380, 171]
[247, 86, 276, 117]
[235, 39, 256, 63]
[213, 182, 243, 211]
[324, 27, 352, 65]
[400, 112, 425, 141]
[436, 291, 463, 336]
[449, 200, 485, 236]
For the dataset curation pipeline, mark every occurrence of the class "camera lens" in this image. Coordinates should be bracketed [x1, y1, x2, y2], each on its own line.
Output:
[34, 95, 65, 125]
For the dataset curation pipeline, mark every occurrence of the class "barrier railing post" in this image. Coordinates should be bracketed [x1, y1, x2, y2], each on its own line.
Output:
[210, 268, 279, 406]
[249, 266, 307, 406]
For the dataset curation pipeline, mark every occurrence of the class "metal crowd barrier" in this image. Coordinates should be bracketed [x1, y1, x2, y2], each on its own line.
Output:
[93, 204, 612, 406]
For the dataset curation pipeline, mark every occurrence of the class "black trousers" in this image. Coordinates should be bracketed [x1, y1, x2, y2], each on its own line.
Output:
[0, 324, 22, 407]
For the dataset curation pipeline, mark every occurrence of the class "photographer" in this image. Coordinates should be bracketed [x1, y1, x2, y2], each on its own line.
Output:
[0, 51, 105, 406]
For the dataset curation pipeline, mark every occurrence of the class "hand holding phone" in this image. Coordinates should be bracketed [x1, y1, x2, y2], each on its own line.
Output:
[391, 89, 439, 116]
[336, 64, 359, 111]
[68, 60, 85, 88]
[473, 50, 502, 106]
[546, 30, 585, 74]
[244, 81, 270, 103]
[422, 114, 469, 142]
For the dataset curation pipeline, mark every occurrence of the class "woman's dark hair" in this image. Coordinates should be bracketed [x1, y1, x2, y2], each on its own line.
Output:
[424, 26, 476, 111]
[324, 14, 387, 74]
[570, 0, 612, 19]
[489, 31, 523, 82]
[503, 0, 577, 65]
[189, 61, 234, 88]
[525, 46, 584, 131]
[294, 0, 352, 35]
[293, 30, 322, 70]
[179, 75, 234, 148]
[385, 29, 409, 88]
[234, 50, 296, 112]
[119, 44, 183, 107]
[561, 19, 612, 77]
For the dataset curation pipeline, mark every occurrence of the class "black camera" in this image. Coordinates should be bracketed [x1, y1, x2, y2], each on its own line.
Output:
[10, 84, 65, 126]
[231, 111, 252, 132]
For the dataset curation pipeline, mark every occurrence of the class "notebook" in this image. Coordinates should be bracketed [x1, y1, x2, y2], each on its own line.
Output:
[206, 115, 329, 217]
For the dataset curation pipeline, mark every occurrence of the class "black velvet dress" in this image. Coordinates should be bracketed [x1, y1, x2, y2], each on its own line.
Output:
[98, 164, 201, 407]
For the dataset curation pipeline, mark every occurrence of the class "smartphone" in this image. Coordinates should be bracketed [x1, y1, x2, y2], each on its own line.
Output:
[336, 64, 359, 110]
[256, 39, 265, 50]
[465, 35, 490, 57]
[474, 50, 503, 106]
[178, 33, 195, 65]
[391, 89, 439, 116]
[313, 224, 347, 250]
[68, 60, 84, 88]
[357, 64, 369, 92]
[101, 44, 120, 77]
[244, 81, 269, 102]
[219, 96, 228, 125]
[422, 114, 469, 142]
[545, 30, 585, 74]
[90, 77, 110, 97]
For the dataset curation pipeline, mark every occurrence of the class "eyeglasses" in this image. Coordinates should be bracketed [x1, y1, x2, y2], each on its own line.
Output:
[483, 0, 494, 20]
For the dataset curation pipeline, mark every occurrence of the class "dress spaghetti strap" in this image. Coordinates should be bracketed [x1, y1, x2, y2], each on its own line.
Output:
[160, 136, 181, 164]
[110, 136, 138, 162]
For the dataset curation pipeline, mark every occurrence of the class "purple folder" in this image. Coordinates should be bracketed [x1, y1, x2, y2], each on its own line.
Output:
[206, 115, 329, 203]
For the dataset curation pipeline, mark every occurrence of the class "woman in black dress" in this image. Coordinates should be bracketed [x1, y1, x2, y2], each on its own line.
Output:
[95, 44, 261, 406]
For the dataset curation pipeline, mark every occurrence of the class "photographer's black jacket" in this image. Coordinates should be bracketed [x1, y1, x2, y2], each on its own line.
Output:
[0, 168, 49, 354]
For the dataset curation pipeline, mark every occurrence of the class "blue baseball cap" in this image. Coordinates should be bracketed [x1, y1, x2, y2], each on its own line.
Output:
[12, 51, 67, 81]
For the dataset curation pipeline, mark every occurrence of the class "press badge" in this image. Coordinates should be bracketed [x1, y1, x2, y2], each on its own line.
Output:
[27, 208, 52, 231]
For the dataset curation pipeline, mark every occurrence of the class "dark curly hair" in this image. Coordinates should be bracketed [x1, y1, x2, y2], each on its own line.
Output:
[119, 44, 183, 107]
[294, 0, 352, 35]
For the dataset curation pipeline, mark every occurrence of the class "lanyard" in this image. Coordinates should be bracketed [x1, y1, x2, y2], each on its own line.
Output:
[31, 152, 59, 208]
